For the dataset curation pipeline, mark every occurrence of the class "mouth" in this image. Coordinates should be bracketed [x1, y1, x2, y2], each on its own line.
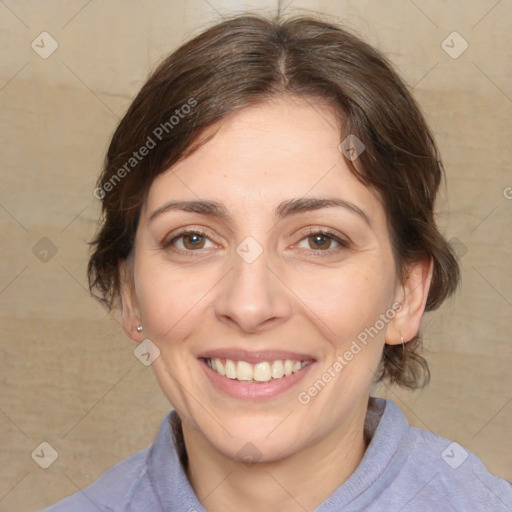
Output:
[198, 349, 316, 400]
[202, 357, 313, 382]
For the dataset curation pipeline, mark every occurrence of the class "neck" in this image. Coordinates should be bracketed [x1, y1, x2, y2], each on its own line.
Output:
[180, 398, 370, 512]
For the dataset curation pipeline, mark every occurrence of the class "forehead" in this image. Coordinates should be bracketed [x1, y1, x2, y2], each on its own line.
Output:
[144, 96, 383, 222]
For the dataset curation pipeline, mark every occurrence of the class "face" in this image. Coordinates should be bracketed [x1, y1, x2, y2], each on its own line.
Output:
[122, 95, 412, 463]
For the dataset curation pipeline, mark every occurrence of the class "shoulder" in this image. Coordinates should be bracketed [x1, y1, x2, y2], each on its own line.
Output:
[352, 399, 512, 510]
[399, 415, 512, 510]
[43, 447, 157, 512]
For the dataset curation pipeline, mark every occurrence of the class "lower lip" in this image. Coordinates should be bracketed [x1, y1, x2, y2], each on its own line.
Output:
[199, 358, 316, 400]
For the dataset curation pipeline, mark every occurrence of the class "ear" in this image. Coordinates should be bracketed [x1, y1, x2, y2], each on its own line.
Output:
[386, 257, 434, 345]
[119, 258, 144, 343]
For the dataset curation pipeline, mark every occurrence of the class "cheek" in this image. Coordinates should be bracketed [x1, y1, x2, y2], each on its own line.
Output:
[288, 258, 395, 344]
[134, 259, 215, 343]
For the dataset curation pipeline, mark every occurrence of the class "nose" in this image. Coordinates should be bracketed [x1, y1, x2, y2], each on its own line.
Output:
[214, 244, 293, 334]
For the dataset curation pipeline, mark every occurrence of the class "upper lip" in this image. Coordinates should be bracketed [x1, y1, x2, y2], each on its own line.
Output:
[197, 348, 316, 364]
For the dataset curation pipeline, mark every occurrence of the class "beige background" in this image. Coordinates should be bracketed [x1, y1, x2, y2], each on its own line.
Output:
[0, 1, 511, 510]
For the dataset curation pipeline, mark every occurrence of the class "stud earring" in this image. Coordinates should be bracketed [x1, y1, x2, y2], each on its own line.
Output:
[136, 325, 143, 332]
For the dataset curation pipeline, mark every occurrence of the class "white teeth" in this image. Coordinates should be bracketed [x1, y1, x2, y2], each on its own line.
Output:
[214, 357, 225, 376]
[236, 360, 253, 381]
[206, 357, 311, 382]
[224, 359, 237, 379]
[253, 362, 271, 382]
[271, 360, 284, 379]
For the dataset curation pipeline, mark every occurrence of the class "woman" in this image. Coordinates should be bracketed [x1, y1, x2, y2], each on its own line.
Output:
[45, 13, 512, 511]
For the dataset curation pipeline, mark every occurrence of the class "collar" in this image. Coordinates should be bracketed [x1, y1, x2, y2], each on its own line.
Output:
[147, 397, 409, 511]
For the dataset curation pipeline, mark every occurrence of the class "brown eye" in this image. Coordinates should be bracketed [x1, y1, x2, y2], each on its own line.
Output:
[307, 234, 333, 251]
[164, 230, 216, 252]
[181, 233, 206, 250]
[295, 229, 349, 253]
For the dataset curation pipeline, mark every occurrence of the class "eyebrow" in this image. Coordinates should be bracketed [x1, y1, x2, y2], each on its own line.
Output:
[149, 197, 372, 227]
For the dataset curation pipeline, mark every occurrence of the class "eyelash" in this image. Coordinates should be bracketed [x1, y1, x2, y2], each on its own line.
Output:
[161, 228, 350, 256]
[300, 228, 350, 253]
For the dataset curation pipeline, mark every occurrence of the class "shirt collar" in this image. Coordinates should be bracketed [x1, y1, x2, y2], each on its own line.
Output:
[317, 397, 410, 509]
[147, 397, 408, 511]
[147, 410, 206, 512]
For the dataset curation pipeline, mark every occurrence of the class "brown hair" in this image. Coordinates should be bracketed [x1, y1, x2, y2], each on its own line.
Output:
[88, 13, 460, 390]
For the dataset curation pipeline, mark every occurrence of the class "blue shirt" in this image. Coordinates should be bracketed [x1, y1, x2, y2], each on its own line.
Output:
[43, 398, 512, 511]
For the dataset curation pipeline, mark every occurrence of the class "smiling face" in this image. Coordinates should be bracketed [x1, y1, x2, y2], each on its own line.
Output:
[120, 95, 427, 464]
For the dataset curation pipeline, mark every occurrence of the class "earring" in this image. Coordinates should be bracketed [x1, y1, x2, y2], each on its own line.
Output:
[136, 325, 143, 332]
[400, 334, 406, 359]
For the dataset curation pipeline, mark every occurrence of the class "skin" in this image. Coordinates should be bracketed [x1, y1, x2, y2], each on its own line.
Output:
[120, 95, 432, 511]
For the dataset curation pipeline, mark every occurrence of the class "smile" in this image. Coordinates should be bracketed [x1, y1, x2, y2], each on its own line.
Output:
[198, 349, 317, 400]
[203, 357, 313, 382]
